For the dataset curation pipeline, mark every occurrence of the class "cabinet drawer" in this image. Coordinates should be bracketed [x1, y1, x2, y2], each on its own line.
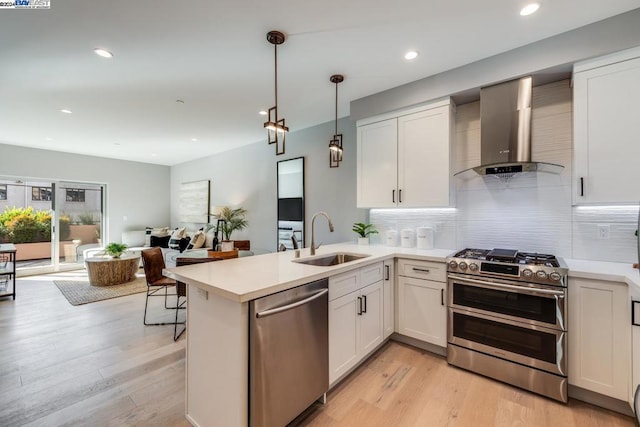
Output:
[360, 262, 383, 287]
[397, 258, 446, 282]
[329, 270, 360, 301]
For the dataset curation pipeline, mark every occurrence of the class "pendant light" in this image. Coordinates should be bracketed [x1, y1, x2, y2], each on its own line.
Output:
[329, 74, 344, 168]
[264, 30, 288, 155]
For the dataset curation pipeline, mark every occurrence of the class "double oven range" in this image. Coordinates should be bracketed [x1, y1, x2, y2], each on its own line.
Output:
[446, 248, 569, 402]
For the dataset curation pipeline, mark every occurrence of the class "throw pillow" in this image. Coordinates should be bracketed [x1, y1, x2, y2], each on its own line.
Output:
[169, 227, 187, 250]
[187, 230, 206, 250]
[204, 229, 217, 249]
[150, 235, 171, 248]
[145, 227, 170, 247]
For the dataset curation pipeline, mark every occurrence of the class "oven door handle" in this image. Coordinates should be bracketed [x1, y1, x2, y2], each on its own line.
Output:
[448, 273, 565, 297]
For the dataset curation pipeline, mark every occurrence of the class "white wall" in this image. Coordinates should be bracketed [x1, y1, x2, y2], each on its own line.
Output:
[0, 143, 170, 242]
[170, 117, 367, 252]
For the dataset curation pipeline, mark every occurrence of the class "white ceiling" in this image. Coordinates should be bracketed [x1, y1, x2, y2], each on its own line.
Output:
[1, 1, 638, 166]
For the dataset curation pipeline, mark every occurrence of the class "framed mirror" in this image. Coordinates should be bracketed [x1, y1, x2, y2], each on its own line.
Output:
[277, 157, 304, 250]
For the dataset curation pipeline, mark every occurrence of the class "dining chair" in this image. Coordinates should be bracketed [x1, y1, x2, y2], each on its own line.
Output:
[174, 256, 222, 340]
[141, 247, 180, 326]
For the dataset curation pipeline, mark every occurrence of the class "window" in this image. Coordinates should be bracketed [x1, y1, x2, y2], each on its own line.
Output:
[32, 186, 52, 201]
[0, 184, 6, 200]
[66, 188, 85, 202]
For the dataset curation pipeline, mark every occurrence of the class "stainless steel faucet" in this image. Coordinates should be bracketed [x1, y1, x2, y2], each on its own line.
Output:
[310, 211, 334, 256]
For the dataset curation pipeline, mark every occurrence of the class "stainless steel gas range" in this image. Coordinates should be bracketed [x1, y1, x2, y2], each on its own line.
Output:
[446, 248, 569, 402]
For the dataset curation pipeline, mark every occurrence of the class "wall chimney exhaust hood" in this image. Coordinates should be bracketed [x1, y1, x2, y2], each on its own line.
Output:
[455, 76, 563, 179]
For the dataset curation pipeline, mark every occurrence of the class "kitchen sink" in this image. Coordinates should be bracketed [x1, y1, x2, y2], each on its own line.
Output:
[292, 252, 370, 267]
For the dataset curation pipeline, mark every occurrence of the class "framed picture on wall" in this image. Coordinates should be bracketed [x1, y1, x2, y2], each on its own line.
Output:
[179, 180, 210, 223]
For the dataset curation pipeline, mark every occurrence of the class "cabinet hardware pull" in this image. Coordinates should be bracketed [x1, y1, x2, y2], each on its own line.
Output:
[385, 265, 390, 281]
[633, 301, 640, 326]
[357, 296, 362, 315]
[392, 189, 395, 203]
[580, 177, 584, 197]
[399, 189, 402, 203]
[412, 268, 430, 273]
[362, 295, 367, 313]
[256, 289, 329, 318]
[441, 288, 444, 306]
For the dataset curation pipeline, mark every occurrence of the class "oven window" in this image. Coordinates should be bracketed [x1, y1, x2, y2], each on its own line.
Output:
[452, 282, 558, 325]
[453, 312, 557, 364]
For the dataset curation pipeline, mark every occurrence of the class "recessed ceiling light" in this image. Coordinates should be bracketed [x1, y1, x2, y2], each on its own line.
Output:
[520, 3, 540, 16]
[60, 109, 72, 114]
[45, 137, 53, 141]
[114, 142, 121, 146]
[151, 153, 157, 157]
[404, 51, 419, 60]
[191, 138, 198, 142]
[93, 48, 113, 58]
[259, 110, 267, 116]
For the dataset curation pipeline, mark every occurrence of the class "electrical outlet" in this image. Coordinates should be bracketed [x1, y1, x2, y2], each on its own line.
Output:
[597, 224, 610, 240]
[197, 288, 208, 300]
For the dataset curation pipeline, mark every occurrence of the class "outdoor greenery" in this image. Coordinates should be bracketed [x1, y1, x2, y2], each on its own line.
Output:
[77, 211, 96, 225]
[0, 207, 73, 243]
[218, 206, 249, 240]
[352, 222, 378, 238]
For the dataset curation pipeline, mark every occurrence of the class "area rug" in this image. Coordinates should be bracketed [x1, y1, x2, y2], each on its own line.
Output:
[54, 275, 148, 306]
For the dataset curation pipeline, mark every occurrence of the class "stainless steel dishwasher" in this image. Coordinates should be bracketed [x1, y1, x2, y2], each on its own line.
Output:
[249, 278, 329, 427]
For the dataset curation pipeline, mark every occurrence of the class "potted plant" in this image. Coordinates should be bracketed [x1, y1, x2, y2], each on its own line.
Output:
[352, 222, 378, 245]
[104, 242, 128, 258]
[218, 207, 249, 249]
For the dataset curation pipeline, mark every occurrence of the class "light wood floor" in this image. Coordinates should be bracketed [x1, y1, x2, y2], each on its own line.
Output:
[0, 272, 635, 427]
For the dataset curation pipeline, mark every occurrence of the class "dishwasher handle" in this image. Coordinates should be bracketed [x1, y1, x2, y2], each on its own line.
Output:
[256, 289, 328, 318]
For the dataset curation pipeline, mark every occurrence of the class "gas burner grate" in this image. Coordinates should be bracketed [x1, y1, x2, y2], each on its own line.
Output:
[516, 252, 560, 267]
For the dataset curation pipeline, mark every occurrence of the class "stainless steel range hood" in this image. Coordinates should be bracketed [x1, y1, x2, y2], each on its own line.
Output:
[455, 76, 563, 179]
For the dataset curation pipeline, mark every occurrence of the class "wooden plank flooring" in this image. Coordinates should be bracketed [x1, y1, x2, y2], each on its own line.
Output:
[0, 271, 636, 426]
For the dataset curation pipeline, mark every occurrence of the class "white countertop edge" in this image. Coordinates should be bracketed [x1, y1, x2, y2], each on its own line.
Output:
[565, 258, 640, 289]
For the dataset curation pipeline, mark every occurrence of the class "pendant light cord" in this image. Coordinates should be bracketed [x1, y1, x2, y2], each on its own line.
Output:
[334, 81, 338, 135]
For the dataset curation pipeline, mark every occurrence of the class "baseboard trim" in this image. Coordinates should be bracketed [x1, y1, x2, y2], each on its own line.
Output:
[569, 385, 634, 417]
[390, 333, 447, 357]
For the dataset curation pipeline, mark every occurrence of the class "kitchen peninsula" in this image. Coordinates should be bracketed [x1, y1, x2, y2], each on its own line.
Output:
[164, 243, 451, 426]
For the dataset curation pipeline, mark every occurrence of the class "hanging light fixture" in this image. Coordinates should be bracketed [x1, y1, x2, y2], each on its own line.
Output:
[329, 74, 344, 168]
[264, 30, 288, 155]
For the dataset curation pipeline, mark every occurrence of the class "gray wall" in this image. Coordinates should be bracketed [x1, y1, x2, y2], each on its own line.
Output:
[170, 117, 367, 252]
[351, 8, 640, 121]
[0, 143, 170, 242]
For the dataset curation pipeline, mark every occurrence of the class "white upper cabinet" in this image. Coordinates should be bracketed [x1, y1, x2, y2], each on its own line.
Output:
[573, 47, 640, 204]
[357, 100, 454, 208]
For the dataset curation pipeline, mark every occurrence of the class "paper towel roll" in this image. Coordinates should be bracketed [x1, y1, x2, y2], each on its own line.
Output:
[386, 230, 398, 247]
[401, 229, 414, 248]
[416, 226, 434, 249]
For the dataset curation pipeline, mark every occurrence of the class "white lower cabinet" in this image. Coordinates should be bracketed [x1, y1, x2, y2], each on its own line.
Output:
[329, 264, 384, 385]
[568, 277, 630, 401]
[396, 258, 447, 347]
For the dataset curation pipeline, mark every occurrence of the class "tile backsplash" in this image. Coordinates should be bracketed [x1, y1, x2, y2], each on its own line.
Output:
[369, 80, 639, 264]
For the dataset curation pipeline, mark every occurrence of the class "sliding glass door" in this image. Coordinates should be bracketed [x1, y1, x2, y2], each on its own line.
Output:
[0, 176, 105, 275]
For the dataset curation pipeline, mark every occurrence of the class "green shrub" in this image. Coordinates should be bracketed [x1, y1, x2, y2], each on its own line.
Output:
[59, 214, 71, 241]
[0, 206, 54, 243]
[77, 211, 96, 225]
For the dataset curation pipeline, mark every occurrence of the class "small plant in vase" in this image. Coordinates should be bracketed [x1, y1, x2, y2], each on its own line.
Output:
[352, 222, 378, 245]
[104, 243, 128, 258]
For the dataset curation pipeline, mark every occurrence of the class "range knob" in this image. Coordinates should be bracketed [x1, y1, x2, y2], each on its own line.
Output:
[448, 260, 458, 269]
[459, 262, 468, 270]
[549, 272, 562, 282]
[536, 270, 548, 280]
[469, 263, 478, 271]
[522, 269, 533, 278]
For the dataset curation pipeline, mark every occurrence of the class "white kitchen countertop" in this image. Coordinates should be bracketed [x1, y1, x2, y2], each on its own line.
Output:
[163, 243, 640, 302]
[163, 243, 454, 302]
[565, 258, 640, 289]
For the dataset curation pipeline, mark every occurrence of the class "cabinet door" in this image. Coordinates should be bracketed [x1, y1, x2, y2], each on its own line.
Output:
[383, 260, 394, 339]
[397, 106, 451, 207]
[573, 55, 640, 204]
[397, 276, 446, 347]
[568, 277, 629, 400]
[329, 291, 360, 385]
[359, 281, 383, 357]
[357, 118, 398, 208]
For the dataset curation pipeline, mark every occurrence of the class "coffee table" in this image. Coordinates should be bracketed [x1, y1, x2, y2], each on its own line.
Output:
[85, 254, 141, 286]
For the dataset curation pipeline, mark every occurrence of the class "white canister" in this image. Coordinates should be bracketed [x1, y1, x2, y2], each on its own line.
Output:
[401, 229, 415, 248]
[416, 227, 434, 250]
[386, 230, 398, 247]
